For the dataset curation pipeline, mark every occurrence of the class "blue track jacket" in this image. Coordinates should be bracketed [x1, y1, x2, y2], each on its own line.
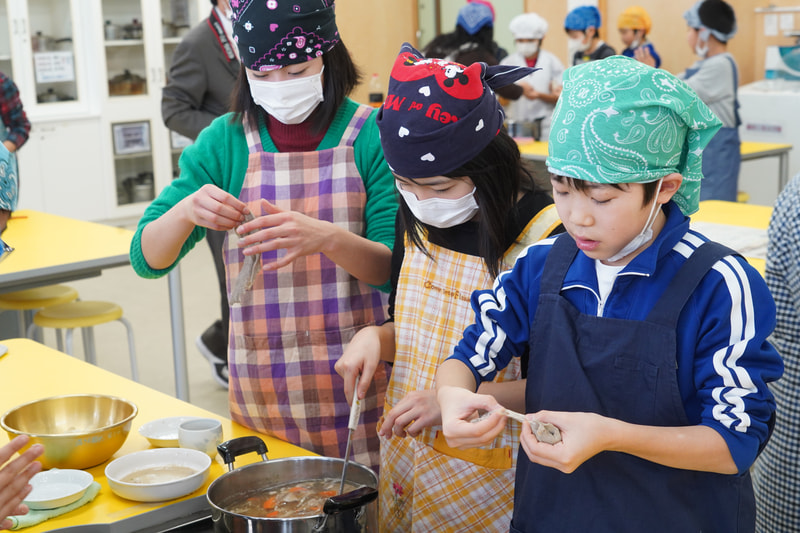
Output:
[449, 201, 783, 473]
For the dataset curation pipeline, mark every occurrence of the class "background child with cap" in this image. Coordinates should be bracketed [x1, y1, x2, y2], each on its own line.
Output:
[501, 12, 564, 141]
[679, 0, 741, 202]
[131, 0, 397, 472]
[435, 55, 782, 531]
[422, 1, 506, 64]
[564, 5, 615, 66]
[335, 43, 561, 531]
[618, 5, 661, 68]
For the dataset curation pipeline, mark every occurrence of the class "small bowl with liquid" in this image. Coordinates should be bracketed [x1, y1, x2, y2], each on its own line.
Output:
[105, 448, 211, 502]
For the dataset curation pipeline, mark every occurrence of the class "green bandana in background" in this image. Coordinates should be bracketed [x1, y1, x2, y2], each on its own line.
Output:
[546, 55, 722, 215]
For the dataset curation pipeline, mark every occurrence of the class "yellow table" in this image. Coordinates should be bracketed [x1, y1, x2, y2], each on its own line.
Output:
[0, 210, 192, 402]
[0, 210, 133, 293]
[691, 200, 772, 275]
[517, 141, 793, 193]
[0, 338, 316, 532]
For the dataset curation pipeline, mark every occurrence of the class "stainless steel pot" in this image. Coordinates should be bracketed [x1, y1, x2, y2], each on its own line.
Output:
[207, 437, 378, 533]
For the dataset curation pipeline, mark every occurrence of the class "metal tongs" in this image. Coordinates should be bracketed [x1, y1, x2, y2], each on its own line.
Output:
[503, 408, 562, 444]
[338, 375, 363, 493]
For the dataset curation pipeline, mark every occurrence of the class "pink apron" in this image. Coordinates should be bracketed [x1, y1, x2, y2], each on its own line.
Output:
[226, 106, 389, 471]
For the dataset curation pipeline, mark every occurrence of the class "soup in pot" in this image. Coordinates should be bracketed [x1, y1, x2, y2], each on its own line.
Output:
[228, 478, 361, 518]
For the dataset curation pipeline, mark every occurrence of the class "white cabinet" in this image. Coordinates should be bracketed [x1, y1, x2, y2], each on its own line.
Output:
[9, 0, 206, 222]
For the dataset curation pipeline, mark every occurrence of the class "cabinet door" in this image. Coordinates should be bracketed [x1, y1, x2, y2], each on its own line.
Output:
[8, 0, 97, 119]
[16, 118, 108, 221]
[0, 1, 17, 81]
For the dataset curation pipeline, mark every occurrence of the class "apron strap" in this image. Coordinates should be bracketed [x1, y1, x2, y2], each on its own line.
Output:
[539, 234, 578, 296]
[646, 240, 740, 327]
[340, 104, 374, 147]
[722, 54, 742, 128]
[242, 112, 262, 154]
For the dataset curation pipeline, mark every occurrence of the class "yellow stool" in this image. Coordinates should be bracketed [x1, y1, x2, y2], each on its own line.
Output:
[28, 301, 139, 382]
[0, 285, 79, 338]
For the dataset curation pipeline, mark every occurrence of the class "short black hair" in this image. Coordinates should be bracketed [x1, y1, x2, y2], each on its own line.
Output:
[210, 0, 217, 5]
[699, 0, 736, 38]
[550, 175, 661, 206]
[230, 40, 361, 135]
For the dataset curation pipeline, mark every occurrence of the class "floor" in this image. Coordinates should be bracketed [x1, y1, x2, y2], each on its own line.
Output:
[12, 227, 231, 418]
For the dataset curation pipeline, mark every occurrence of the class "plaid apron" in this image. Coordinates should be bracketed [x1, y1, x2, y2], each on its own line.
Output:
[226, 106, 389, 471]
[379, 206, 560, 532]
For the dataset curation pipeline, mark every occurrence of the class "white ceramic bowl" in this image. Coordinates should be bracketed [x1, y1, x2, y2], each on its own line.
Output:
[138, 416, 200, 447]
[24, 469, 94, 509]
[105, 448, 211, 502]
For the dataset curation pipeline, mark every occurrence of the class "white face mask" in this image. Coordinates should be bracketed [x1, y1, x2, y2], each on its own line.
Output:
[567, 35, 589, 59]
[605, 179, 663, 264]
[248, 67, 324, 125]
[516, 41, 539, 58]
[396, 183, 479, 228]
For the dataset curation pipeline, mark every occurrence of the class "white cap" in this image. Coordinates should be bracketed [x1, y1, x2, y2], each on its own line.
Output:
[509, 13, 548, 40]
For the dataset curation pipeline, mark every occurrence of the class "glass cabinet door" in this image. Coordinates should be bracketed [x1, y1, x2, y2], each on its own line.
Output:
[26, 0, 81, 105]
[0, 1, 13, 79]
[112, 120, 155, 206]
[102, 0, 148, 98]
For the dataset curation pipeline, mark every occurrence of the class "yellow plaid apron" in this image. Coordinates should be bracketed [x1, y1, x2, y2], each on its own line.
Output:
[379, 206, 560, 532]
[226, 107, 389, 471]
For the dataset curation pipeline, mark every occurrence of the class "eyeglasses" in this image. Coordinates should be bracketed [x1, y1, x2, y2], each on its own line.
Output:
[0, 238, 13, 264]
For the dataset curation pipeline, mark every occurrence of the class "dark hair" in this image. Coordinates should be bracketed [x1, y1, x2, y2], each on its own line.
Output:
[210, 0, 217, 5]
[699, 0, 736, 38]
[550, 175, 661, 205]
[400, 130, 537, 278]
[230, 40, 361, 134]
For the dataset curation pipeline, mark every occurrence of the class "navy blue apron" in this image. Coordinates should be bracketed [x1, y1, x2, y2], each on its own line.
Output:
[510, 235, 755, 533]
[685, 56, 741, 202]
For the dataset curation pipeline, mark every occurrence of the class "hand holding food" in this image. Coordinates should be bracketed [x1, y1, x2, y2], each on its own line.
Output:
[182, 184, 248, 232]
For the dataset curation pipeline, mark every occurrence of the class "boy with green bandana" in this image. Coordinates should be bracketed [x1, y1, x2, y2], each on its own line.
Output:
[436, 55, 783, 532]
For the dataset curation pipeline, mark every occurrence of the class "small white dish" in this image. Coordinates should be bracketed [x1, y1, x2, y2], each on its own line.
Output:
[24, 469, 94, 510]
[138, 416, 199, 447]
[105, 448, 211, 502]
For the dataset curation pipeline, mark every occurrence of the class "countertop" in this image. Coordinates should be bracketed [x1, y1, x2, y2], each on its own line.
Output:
[0, 339, 316, 532]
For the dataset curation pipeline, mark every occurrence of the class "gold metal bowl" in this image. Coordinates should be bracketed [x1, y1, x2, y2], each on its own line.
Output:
[1, 394, 138, 470]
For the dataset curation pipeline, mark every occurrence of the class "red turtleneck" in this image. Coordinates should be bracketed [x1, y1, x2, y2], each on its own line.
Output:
[266, 114, 326, 152]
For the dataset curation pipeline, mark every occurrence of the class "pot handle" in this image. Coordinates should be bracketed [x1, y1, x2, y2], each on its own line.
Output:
[217, 436, 269, 471]
[322, 486, 378, 515]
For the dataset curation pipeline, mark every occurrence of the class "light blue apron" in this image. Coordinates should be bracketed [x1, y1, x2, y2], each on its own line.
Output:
[685, 56, 741, 202]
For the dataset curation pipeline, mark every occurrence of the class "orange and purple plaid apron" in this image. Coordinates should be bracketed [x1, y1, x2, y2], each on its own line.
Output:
[379, 206, 560, 532]
[226, 106, 389, 471]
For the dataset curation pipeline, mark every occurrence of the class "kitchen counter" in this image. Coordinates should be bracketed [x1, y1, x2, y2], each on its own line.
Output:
[0, 338, 316, 532]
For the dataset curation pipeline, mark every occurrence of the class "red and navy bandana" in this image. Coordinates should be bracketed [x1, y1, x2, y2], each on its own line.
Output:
[376, 43, 537, 179]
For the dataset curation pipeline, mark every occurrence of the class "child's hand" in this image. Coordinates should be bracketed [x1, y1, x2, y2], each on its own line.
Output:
[438, 386, 505, 448]
[182, 184, 248, 231]
[0, 436, 44, 530]
[237, 199, 332, 271]
[518, 410, 609, 473]
[334, 326, 384, 405]
[379, 390, 440, 439]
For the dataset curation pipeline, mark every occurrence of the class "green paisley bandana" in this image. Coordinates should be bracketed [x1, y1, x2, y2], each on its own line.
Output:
[546, 55, 722, 215]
